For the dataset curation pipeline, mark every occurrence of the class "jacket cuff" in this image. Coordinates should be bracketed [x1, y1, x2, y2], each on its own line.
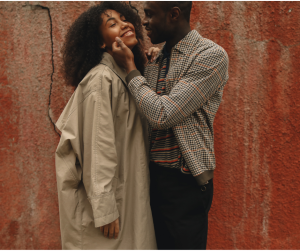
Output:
[88, 191, 119, 228]
[194, 170, 214, 186]
[125, 69, 142, 85]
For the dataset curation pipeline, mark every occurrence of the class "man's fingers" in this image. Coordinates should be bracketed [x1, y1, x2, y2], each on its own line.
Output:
[115, 37, 126, 49]
[100, 226, 104, 233]
[112, 41, 121, 52]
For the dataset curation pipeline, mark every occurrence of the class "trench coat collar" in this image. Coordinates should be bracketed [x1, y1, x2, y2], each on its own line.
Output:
[56, 53, 127, 132]
[100, 52, 127, 85]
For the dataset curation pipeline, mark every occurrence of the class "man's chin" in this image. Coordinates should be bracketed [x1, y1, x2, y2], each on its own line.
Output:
[148, 35, 162, 45]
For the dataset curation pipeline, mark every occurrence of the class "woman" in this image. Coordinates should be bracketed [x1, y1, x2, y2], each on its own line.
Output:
[55, 2, 156, 249]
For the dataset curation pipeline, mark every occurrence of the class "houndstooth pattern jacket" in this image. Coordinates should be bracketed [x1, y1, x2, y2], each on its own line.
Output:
[126, 30, 229, 181]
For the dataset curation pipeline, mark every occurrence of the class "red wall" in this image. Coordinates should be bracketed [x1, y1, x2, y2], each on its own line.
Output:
[1, 1, 299, 249]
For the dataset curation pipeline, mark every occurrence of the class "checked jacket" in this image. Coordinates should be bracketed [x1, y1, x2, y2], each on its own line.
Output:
[126, 30, 229, 183]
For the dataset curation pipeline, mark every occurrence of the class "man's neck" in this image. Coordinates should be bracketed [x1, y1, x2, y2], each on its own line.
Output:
[165, 24, 191, 53]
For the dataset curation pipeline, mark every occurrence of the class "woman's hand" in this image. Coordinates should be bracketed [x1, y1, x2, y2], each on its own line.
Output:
[100, 218, 120, 239]
[145, 47, 160, 62]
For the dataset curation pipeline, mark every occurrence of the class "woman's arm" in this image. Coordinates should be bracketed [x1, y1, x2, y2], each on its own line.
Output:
[82, 70, 119, 237]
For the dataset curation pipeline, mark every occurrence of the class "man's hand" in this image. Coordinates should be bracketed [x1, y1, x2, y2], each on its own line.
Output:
[112, 37, 137, 74]
[100, 218, 120, 239]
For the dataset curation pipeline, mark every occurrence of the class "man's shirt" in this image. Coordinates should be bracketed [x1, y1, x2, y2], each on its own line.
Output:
[126, 30, 229, 185]
[150, 46, 186, 170]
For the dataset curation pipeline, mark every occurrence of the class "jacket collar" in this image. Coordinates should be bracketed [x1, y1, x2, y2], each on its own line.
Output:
[155, 30, 202, 62]
[100, 52, 127, 84]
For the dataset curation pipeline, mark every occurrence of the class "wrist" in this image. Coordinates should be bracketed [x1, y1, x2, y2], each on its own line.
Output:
[126, 69, 142, 85]
[126, 61, 137, 74]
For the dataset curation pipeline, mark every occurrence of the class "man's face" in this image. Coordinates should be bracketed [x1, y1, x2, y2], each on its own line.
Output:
[142, 2, 171, 44]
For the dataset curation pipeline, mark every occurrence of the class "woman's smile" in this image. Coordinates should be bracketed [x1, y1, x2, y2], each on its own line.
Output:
[121, 29, 134, 37]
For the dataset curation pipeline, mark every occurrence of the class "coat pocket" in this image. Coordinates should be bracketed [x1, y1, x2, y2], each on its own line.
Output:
[56, 138, 82, 189]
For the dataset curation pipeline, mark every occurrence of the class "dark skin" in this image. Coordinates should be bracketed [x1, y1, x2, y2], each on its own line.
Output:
[112, 1, 191, 74]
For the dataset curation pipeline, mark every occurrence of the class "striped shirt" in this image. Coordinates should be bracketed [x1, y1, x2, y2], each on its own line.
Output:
[150, 47, 185, 170]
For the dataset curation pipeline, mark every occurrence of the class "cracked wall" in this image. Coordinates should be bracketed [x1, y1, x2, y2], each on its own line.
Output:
[0, 1, 300, 249]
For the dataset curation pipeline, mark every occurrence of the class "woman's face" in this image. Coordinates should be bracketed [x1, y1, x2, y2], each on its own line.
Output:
[100, 9, 138, 52]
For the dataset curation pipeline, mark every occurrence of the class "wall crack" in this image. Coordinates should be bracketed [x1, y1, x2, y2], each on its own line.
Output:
[129, 1, 138, 14]
[40, 5, 61, 137]
[24, 3, 60, 137]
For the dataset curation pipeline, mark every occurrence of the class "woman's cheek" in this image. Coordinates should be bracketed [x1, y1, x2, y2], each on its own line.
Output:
[124, 37, 138, 49]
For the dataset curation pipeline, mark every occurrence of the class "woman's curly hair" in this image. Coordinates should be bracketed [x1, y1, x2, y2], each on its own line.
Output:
[61, 2, 146, 88]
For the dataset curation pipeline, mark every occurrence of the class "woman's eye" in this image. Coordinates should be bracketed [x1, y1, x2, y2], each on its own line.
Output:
[109, 23, 116, 27]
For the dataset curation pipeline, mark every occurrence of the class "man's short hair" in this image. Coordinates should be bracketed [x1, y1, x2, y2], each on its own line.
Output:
[159, 1, 193, 22]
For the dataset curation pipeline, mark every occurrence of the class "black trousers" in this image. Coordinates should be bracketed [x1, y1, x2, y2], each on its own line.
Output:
[150, 162, 213, 250]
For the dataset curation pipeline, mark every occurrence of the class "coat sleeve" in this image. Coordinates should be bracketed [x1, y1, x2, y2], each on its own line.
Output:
[82, 69, 119, 228]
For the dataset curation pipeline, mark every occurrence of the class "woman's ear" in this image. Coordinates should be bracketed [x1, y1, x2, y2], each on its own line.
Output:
[100, 43, 106, 49]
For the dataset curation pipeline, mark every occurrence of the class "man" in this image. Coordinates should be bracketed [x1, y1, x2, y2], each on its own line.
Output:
[112, 1, 229, 249]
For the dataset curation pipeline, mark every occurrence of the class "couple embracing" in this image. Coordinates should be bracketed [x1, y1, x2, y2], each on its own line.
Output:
[55, 1, 229, 250]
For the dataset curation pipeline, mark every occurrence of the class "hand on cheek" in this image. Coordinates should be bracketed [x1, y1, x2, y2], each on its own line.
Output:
[112, 37, 137, 74]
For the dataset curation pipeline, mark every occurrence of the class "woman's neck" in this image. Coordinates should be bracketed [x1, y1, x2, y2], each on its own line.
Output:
[106, 48, 113, 56]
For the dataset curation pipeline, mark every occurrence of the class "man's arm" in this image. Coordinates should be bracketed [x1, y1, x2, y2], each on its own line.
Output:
[112, 37, 229, 129]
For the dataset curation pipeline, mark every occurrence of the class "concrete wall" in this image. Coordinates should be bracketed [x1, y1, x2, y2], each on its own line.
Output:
[1, 1, 299, 249]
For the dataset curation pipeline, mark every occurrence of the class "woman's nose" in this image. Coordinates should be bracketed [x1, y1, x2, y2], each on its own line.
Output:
[121, 21, 129, 29]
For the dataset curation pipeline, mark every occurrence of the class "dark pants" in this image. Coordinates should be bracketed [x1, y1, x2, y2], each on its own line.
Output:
[149, 162, 213, 250]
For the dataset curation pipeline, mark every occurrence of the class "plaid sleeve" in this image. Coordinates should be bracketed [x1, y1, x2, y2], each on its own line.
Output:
[128, 47, 229, 129]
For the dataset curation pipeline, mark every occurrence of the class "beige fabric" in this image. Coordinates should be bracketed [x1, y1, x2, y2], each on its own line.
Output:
[55, 52, 156, 250]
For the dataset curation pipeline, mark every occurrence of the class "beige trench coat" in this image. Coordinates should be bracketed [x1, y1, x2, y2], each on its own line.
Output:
[55, 52, 156, 249]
